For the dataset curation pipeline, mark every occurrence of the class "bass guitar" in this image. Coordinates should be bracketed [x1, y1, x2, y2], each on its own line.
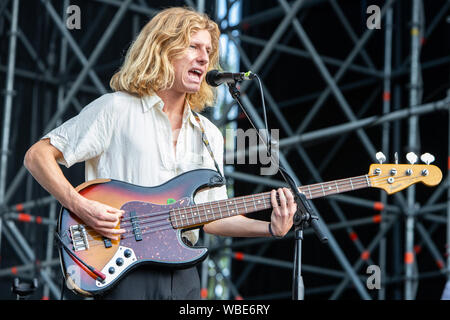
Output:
[58, 159, 442, 296]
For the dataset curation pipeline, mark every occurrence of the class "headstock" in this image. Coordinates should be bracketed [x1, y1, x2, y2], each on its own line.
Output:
[368, 152, 442, 194]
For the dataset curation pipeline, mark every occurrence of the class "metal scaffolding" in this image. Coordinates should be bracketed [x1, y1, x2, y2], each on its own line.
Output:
[0, 0, 449, 300]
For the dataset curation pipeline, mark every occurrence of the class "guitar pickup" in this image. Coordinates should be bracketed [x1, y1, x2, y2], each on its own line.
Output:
[130, 211, 142, 242]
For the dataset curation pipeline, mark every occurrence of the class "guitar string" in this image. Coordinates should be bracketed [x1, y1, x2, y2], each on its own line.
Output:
[82, 176, 371, 246]
[84, 174, 371, 236]
[81, 174, 370, 237]
[119, 172, 418, 240]
[121, 172, 389, 226]
[84, 173, 413, 246]
[82, 173, 394, 244]
[119, 175, 371, 224]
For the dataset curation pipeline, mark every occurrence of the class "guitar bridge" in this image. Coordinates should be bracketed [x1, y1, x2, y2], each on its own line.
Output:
[69, 224, 89, 251]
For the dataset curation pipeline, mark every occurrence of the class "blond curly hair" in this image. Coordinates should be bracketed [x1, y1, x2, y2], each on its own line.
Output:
[110, 7, 220, 112]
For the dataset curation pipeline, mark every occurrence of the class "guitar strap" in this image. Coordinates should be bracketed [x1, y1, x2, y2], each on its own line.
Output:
[192, 111, 225, 181]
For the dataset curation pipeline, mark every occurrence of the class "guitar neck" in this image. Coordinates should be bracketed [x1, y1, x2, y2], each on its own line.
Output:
[170, 174, 371, 229]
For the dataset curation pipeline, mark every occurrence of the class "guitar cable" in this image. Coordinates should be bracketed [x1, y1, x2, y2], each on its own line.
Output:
[54, 232, 106, 284]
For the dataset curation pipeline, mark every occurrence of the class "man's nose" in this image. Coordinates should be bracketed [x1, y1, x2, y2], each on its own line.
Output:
[197, 48, 209, 65]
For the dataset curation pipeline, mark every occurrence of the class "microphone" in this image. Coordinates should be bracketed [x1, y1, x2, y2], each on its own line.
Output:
[205, 69, 256, 87]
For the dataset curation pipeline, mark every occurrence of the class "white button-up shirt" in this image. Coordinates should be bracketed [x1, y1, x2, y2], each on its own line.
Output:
[43, 91, 228, 244]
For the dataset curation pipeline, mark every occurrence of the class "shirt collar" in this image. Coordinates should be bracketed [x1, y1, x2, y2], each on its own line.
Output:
[141, 94, 200, 129]
[184, 102, 201, 129]
[141, 94, 163, 112]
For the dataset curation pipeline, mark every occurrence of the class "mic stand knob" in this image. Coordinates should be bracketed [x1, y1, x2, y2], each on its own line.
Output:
[227, 81, 241, 99]
[12, 278, 38, 300]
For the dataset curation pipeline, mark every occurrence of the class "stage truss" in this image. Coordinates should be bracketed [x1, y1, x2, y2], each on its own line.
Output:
[0, 0, 449, 300]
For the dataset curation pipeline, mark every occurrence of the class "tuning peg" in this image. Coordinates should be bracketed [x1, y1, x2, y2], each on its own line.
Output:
[376, 151, 386, 164]
[394, 152, 398, 164]
[420, 153, 435, 165]
[406, 152, 418, 164]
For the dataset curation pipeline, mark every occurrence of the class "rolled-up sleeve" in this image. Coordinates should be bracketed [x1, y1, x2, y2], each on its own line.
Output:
[42, 94, 114, 168]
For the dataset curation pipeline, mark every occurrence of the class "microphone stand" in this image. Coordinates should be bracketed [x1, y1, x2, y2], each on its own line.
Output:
[226, 81, 328, 300]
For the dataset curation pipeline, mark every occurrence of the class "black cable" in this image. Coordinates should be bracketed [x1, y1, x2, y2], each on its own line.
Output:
[228, 73, 328, 243]
[254, 74, 271, 157]
[60, 275, 65, 300]
[54, 232, 106, 283]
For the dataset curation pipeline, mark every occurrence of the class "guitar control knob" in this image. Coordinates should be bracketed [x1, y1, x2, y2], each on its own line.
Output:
[116, 258, 124, 266]
[124, 249, 132, 258]
[108, 267, 115, 274]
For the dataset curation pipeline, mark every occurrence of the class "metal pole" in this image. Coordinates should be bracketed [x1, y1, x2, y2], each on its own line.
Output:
[392, 1, 403, 299]
[42, 201, 57, 300]
[447, 90, 450, 281]
[278, 0, 388, 160]
[200, 233, 210, 299]
[244, 0, 305, 80]
[3, 0, 133, 206]
[3, 9, 46, 73]
[2, 221, 61, 298]
[197, 0, 205, 13]
[238, 94, 372, 300]
[0, 64, 100, 95]
[290, 0, 396, 137]
[223, 97, 450, 163]
[0, 0, 19, 266]
[317, 87, 382, 173]
[238, 34, 381, 78]
[379, 6, 393, 300]
[330, 215, 398, 299]
[40, 0, 107, 95]
[405, 0, 422, 300]
[329, 0, 375, 70]
[0, 259, 59, 278]
[392, 0, 450, 78]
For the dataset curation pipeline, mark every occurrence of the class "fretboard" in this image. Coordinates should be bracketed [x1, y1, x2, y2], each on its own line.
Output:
[170, 174, 371, 229]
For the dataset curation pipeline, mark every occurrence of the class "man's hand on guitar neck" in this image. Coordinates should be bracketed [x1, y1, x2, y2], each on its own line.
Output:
[269, 188, 296, 237]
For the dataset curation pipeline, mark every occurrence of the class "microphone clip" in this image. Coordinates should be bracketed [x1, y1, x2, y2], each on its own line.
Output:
[227, 81, 241, 99]
[278, 167, 328, 244]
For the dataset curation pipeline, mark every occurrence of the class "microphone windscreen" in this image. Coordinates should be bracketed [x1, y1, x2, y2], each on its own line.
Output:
[205, 69, 220, 87]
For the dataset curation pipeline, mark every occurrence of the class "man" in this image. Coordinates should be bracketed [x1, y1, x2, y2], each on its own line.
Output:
[24, 7, 296, 299]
